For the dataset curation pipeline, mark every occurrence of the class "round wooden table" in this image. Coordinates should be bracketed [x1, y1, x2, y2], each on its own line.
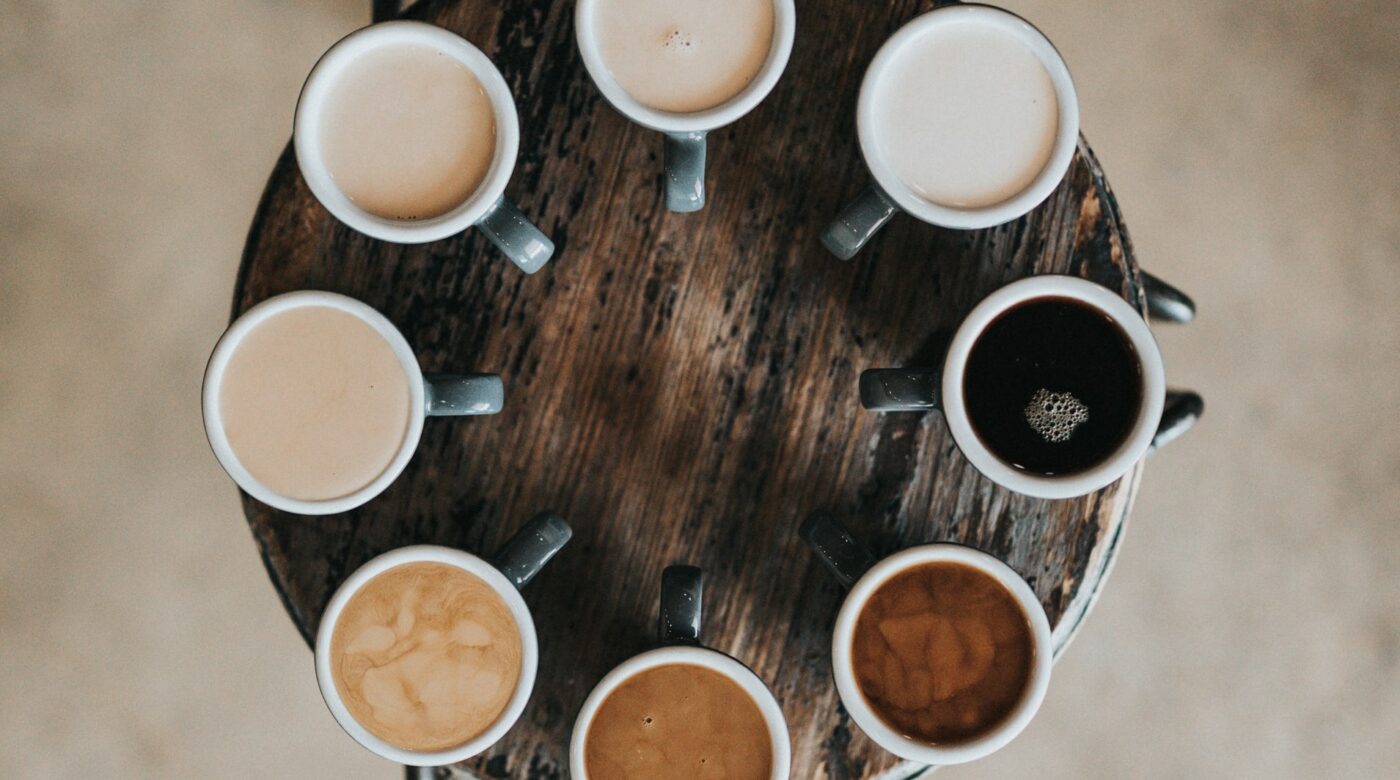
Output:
[234, 1, 1194, 776]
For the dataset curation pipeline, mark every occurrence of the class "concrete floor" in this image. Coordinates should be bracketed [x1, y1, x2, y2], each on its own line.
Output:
[2, 1, 1397, 777]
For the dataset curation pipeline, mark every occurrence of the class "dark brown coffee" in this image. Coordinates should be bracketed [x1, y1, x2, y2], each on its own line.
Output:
[851, 561, 1034, 745]
[963, 296, 1143, 476]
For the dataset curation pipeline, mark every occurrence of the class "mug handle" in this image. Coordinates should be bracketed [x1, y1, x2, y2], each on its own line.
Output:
[665, 132, 707, 213]
[492, 512, 573, 590]
[659, 565, 703, 645]
[1142, 272, 1196, 324]
[822, 184, 899, 260]
[424, 373, 504, 417]
[799, 512, 875, 589]
[858, 367, 940, 412]
[477, 196, 555, 275]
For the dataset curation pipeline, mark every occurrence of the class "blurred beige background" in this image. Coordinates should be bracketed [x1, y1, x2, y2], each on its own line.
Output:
[2, 0, 1397, 777]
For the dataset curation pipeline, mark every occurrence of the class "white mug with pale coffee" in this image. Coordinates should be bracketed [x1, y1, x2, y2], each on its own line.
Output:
[295, 21, 554, 273]
[575, 0, 796, 212]
[202, 290, 503, 515]
[570, 566, 792, 779]
[801, 513, 1054, 766]
[315, 513, 571, 765]
[823, 4, 1081, 258]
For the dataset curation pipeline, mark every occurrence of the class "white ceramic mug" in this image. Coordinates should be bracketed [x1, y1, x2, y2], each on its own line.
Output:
[801, 512, 1053, 766]
[569, 566, 792, 778]
[202, 290, 503, 515]
[294, 21, 554, 273]
[315, 513, 571, 766]
[860, 275, 1168, 499]
[574, 0, 796, 212]
[823, 4, 1080, 258]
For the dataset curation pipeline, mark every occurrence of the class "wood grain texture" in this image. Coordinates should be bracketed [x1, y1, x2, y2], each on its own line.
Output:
[234, 0, 1151, 776]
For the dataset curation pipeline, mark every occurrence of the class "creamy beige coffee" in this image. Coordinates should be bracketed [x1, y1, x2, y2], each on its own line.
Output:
[584, 663, 771, 779]
[594, 0, 775, 113]
[331, 562, 523, 752]
[872, 20, 1059, 209]
[320, 42, 497, 220]
[218, 305, 411, 502]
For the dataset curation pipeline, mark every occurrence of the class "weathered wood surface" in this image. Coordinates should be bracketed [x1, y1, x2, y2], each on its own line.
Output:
[234, 0, 1150, 776]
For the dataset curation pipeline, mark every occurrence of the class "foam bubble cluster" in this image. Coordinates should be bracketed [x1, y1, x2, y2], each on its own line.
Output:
[1024, 388, 1088, 443]
[661, 28, 697, 53]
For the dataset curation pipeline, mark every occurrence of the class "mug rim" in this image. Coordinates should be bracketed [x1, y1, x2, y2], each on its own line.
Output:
[200, 290, 426, 515]
[941, 275, 1166, 499]
[313, 545, 541, 766]
[855, 4, 1080, 229]
[831, 543, 1054, 765]
[568, 645, 793, 779]
[293, 20, 520, 243]
[573, 0, 797, 133]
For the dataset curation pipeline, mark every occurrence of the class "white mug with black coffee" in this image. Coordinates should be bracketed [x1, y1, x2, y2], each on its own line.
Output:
[295, 21, 554, 273]
[860, 275, 1202, 499]
[823, 4, 1080, 258]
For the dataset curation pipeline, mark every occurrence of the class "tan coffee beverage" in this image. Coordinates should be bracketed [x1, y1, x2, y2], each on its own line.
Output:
[851, 561, 1034, 745]
[330, 562, 523, 752]
[319, 42, 497, 220]
[871, 19, 1058, 209]
[218, 305, 411, 502]
[594, 0, 775, 113]
[584, 663, 772, 779]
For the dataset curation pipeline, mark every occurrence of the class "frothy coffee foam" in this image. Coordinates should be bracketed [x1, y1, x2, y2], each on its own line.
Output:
[331, 562, 522, 753]
[584, 663, 772, 779]
[594, 0, 774, 113]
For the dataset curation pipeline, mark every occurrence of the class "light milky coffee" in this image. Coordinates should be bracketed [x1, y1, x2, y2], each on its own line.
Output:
[871, 19, 1058, 209]
[320, 42, 497, 220]
[594, 0, 775, 113]
[218, 305, 411, 502]
[584, 663, 772, 779]
[330, 562, 523, 753]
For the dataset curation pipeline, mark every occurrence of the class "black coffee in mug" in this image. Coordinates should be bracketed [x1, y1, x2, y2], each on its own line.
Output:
[962, 297, 1142, 476]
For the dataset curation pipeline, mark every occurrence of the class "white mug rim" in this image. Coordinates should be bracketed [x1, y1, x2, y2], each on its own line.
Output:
[201, 290, 426, 515]
[293, 20, 520, 243]
[313, 545, 540, 766]
[941, 275, 1166, 499]
[831, 543, 1053, 765]
[573, 0, 797, 134]
[856, 4, 1080, 229]
[568, 645, 792, 779]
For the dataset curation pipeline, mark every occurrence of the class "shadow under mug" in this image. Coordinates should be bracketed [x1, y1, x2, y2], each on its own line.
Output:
[574, 0, 796, 212]
[202, 290, 503, 515]
[569, 565, 793, 779]
[294, 21, 554, 273]
[315, 512, 572, 767]
[860, 275, 1204, 499]
[823, 4, 1080, 259]
[800, 512, 1053, 766]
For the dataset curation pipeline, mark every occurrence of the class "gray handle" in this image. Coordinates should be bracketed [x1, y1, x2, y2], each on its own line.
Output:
[664, 131, 707, 213]
[822, 184, 899, 260]
[402, 767, 436, 780]
[477, 196, 554, 274]
[1143, 272, 1196, 324]
[859, 367, 940, 411]
[659, 565, 702, 645]
[800, 512, 875, 589]
[424, 373, 503, 417]
[491, 512, 572, 590]
[1151, 390, 1204, 451]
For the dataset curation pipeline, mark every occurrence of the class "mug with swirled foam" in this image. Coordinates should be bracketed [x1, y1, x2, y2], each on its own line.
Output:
[575, 0, 796, 212]
[315, 513, 572, 765]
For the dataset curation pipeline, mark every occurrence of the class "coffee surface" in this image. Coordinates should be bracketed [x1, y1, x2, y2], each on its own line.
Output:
[963, 297, 1143, 476]
[852, 561, 1033, 746]
[320, 43, 496, 220]
[584, 663, 772, 779]
[330, 562, 522, 752]
[219, 305, 411, 501]
[594, 0, 774, 113]
[872, 18, 1058, 209]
